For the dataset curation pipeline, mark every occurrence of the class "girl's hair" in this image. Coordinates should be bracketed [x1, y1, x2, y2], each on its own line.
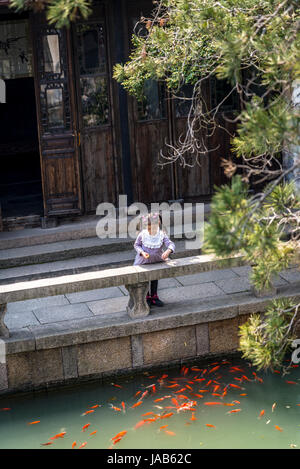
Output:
[138, 212, 166, 233]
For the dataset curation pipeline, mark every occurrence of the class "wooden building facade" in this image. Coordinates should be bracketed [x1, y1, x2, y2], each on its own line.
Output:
[0, 0, 236, 228]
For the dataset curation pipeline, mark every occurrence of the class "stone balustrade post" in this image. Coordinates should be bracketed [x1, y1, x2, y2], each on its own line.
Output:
[125, 282, 150, 319]
[0, 304, 9, 338]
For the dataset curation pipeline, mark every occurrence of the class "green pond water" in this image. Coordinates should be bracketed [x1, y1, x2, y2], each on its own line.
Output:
[0, 358, 300, 449]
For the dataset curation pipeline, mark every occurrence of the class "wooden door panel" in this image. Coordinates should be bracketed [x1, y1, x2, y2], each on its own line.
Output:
[81, 128, 115, 211]
[133, 121, 174, 203]
[72, 4, 117, 213]
[175, 117, 210, 199]
[30, 13, 82, 216]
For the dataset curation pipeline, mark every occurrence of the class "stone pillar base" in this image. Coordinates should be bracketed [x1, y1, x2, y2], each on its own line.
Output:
[125, 282, 150, 319]
[0, 304, 9, 338]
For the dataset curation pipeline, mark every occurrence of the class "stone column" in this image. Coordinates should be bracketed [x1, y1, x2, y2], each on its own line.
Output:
[0, 304, 9, 338]
[125, 282, 150, 319]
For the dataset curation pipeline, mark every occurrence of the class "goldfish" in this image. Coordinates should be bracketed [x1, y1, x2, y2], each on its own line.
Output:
[160, 412, 174, 419]
[0, 408, 11, 411]
[142, 412, 154, 417]
[190, 413, 197, 421]
[209, 366, 220, 374]
[131, 401, 143, 409]
[186, 385, 193, 391]
[206, 424, 215, 428]
[204, 402, 223, 406]
[121, 402, 126, 413]
[240, 394, 247, 396]
[82, 410, 94, 416]
[50, 432, 66, 440]
[259, 410, 265, 419]
[82, 423, 91, 432]
[272, 403, 277, 412]
[112, 431, 127, 440]
[134, 420, 146, 430]
[89, 405, 101, 409]
[286, 381, 298, 385]
[41, 442, 53, 446]
[171, 398, 179, 407]
[154, 398, 165, 402]
[112, 383, 122, 388]
[159, 425, 168, 430]
[90, 431, 98, 436]
[275, 425, 283, 432]
[72, 441, 77, 449]
[134, 391, 142, 397]
[78, 442, 87, 449]
[110, 405, 122, 412]
[113, 438, 122, 445]
[228, 409, 242, 414]
[229, 383, 242, 389]
[28, 421, 40, 425]
[165, 430, 176, 436]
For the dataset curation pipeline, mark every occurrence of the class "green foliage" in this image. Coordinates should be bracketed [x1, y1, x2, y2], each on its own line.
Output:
[9, 0, 93, 28]
[239, 298, 298, 371]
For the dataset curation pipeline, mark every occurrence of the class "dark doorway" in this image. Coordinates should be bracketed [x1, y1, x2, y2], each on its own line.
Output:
[0, 76, 43, 218]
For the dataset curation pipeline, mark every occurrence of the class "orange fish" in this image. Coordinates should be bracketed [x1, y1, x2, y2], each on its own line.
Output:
[110, 405, 122, 412]
[154, 398, 165, 402]
[0, 408, 11, 412]
[112, 431, 127, 440]
[142, 412, 154, 417]
[89, 405, 100, 409]
[113, 437, 122, 445]
[160, 412, 174, 419]
[131, 401, 143, 409]
[190, 413, 197, 421]
[275, 425, 283, 432]
[90, 431, 97, 436]
[159, 425, 168, 430]
[82, 423, 91, 432]
[28, 421, 40, 425]
[83, 410, 94, 415]
[171, 398, 179, 407]
[121, 402, 125, 413]
[72, 441, 77, 449]
[259, 410, 265, 419]
[229, 384, 242, 389]
[209, 366, 220, 374]
[78, 442, 87, 449]
[228, 409, 241, 414]
[134, 420, 146, 430]
[41, 442, 53, 446]
[165, 430, 176, 436]
[112, 383, 122, 388]
[135, 391, 142, 397]
[286, 381, 297, 385]
[204, 402, 223, 406]
[206, 424, 215, 428]
[50, 432, 66, 440]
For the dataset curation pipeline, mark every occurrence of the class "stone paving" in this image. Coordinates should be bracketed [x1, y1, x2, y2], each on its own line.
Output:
[5, 265, 299, 331]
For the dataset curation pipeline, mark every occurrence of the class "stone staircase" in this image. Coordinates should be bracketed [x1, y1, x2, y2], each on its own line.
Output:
[0, 214, 202, 285]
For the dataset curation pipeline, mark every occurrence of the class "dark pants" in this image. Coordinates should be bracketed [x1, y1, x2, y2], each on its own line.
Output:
[148, 280, 158, 297]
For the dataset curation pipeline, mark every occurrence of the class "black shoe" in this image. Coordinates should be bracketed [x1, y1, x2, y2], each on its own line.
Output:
[146, 295, 152, 307]
[151, 294, 164, 307]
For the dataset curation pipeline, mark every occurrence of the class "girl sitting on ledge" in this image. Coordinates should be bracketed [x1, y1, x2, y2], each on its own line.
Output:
[133, 212, 175, 307]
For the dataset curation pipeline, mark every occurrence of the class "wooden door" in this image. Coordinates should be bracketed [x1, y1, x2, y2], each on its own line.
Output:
[125, 1, 175, 204]
[171, 83, 211, 200]
[71, 2, 117, 212]
[30, 13, 82, 216]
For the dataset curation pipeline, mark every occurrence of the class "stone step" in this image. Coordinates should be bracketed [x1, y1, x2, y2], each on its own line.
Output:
[0, 226, 201, 269]
[0, 240, 201, 285]
[0, 204, 211, 251]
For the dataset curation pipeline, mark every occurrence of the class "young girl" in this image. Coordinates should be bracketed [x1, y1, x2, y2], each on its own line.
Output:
[133, 212, 175, 307]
